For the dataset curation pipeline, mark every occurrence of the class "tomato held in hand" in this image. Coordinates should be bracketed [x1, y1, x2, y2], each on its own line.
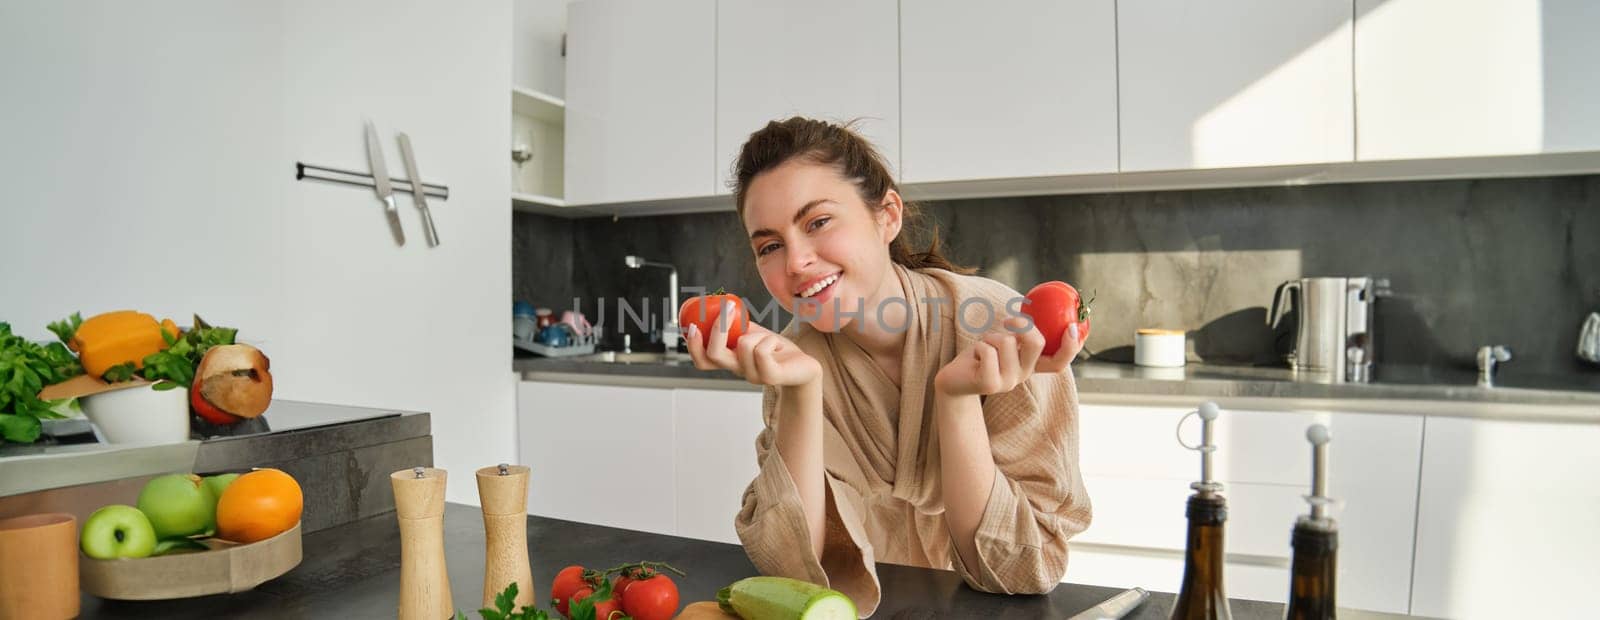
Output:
[619, 572, 680, 620]
[551, 565, 599, 617]
[1022, 281, 1094, 356]
[679, 291, 748, 349]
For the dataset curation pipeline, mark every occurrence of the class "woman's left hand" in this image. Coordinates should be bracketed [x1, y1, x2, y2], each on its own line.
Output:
[934, 317, 1082, 397]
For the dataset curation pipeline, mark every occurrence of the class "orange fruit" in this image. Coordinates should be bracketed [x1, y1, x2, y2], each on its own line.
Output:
[216, 468, 303, 543]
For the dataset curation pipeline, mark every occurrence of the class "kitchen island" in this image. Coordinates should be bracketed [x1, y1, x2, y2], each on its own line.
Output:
[76, 503, 1293, 619]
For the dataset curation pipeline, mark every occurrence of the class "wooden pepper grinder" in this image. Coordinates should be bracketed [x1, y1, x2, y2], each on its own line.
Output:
[476, 463, 534, 608]
[391, 466, 452, 620]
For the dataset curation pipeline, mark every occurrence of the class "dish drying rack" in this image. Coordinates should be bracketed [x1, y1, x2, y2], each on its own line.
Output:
[514, 331, 601, 358]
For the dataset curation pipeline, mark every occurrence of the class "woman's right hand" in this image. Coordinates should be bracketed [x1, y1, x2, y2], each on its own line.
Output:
[685, 301, 821, 387]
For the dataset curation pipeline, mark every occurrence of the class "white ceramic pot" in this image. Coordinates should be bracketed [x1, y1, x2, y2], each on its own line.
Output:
[79, 384, 190, 444]
[1134, 329, 1187, 367]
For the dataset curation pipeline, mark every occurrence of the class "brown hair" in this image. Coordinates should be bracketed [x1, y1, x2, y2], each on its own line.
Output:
[731, 117, 975, 275]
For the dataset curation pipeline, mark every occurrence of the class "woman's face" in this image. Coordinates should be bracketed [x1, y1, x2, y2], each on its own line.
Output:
[743, 159, 901, 333]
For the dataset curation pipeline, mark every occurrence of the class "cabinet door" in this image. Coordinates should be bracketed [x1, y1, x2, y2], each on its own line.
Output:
[565, 0, 716, 204]
[518, 381, 677, 534]
[1117, 0, 1354, 171]
[672, 389, 766, 544]
[1075, 404, 1421, 613]
[1410, 417, 1600, 619]
[899, 0, 1117, 183]
[715, 0, 899, 194]
[1356, 0, 1600, 160]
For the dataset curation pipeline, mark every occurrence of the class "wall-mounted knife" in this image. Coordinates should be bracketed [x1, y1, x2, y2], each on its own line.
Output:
[364, 119, 405, 246]
[396, 132, 440, 247]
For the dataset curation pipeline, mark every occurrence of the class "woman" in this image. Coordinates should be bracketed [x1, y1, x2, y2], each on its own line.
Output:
[684, 117, 1091, 617]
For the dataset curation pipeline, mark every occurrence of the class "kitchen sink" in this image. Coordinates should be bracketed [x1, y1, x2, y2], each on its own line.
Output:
[570, 351, 693, 365]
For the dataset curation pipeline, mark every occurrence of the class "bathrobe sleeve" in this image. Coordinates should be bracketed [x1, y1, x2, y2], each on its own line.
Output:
[734, 385, 883, 618]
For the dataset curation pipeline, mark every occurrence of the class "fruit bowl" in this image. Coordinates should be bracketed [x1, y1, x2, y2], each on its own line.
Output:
[79, 521, 302, 600]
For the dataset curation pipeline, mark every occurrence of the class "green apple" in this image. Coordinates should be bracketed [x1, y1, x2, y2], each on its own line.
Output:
[202, 473, 239, 506]
[80, 504, 157, 559]
[137, 473, 216, 539]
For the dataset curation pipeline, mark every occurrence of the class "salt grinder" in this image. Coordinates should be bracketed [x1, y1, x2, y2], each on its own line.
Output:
[391, 466, 452, 620]
[476, 463, 534, 608]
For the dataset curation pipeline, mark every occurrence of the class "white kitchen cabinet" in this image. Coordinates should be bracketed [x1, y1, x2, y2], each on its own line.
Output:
[1355, 0, 1600, 160]
[518, 381, 677, 534]
[715, 0, 900, 194]
[899, 0, 1118, 183]
[1073, 404, 1422, 613]
[564, 0, 716, 205]
[1117, 0, 1354, 171]
[1410, 417, 1600, 619]
[672, 389, 766, 544]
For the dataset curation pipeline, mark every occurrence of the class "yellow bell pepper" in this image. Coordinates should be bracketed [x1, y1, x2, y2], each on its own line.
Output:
[69, 310, 181, 378]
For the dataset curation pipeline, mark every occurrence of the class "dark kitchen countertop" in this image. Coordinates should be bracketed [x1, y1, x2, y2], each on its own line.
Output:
[77, 503, 1296, 619]
[516, 352, 1600, 420]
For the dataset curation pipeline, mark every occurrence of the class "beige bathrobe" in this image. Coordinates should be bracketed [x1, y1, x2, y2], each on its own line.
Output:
[734, 263, 1093, 618]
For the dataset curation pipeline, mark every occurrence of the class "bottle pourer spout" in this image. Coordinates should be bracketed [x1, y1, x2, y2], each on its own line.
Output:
[1304, 424, 1335, 523]
[1178, 401, 1224, 495]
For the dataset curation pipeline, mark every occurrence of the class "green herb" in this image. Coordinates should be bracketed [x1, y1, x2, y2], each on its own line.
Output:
[566, 576, 615, 620]
[47, 312, 82, 345]
[125, 314, 239, 388]
[454, 582, 555, 620]
[102, 361, 139, 383]
[0, 319, 85, 444]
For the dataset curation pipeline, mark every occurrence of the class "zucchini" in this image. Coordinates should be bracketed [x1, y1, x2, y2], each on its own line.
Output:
[716, 576, 857, 620]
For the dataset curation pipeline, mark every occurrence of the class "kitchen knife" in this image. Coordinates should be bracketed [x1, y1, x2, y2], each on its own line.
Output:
[364, 119, 405, 246]
[1066, 587, 1148, 620]
[396, 132, 440, 247]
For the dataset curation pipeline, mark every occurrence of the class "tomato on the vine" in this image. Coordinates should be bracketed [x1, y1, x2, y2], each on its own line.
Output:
[1022, 281, 1094, 356]
[551, 564, 600, 617]
[619, 571, 680, 620]
[572, 586, 623, 620]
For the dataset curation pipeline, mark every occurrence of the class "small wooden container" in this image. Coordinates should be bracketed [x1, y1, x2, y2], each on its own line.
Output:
[0, 513, 79, 619]
[78, 521, 301, 600]
[476, 464, 533, 608]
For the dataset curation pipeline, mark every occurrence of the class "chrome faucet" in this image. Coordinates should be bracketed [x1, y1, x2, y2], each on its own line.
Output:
[624, 255, 680, 351]
[1476, 345, 1512, 387]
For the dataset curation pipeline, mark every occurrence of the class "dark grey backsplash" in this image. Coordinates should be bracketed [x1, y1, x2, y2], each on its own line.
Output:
[514, 174, 1600, 377]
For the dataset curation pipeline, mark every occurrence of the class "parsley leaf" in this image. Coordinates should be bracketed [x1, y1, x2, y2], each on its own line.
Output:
[0, 319, 86, 444]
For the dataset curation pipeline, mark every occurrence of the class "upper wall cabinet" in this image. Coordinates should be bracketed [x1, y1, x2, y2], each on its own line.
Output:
[565, 0, 716, 205]
[1356, 0, 1600, 161]
[900, 1, 1117, 183]
[715, 0, 900, 195]
[1118, 0, 1355, 172]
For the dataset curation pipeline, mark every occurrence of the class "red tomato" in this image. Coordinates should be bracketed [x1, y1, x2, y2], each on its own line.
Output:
[1022, 281, 1093, 356]
[572, 586, 624, 620]
[190, 381, 245, 425]
[619, 573, 680, 620]
[679, 293, 748, 349]
[611, 570, 638, 606]
[551, 565, 598, 618]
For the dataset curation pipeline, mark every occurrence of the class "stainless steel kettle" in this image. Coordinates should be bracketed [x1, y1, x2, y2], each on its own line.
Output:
[1269, 277, 1383, 382]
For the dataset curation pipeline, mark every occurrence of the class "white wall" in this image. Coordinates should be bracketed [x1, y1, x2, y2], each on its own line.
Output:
[0, 0, 514, 505]
[513, 0, 567, 95]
